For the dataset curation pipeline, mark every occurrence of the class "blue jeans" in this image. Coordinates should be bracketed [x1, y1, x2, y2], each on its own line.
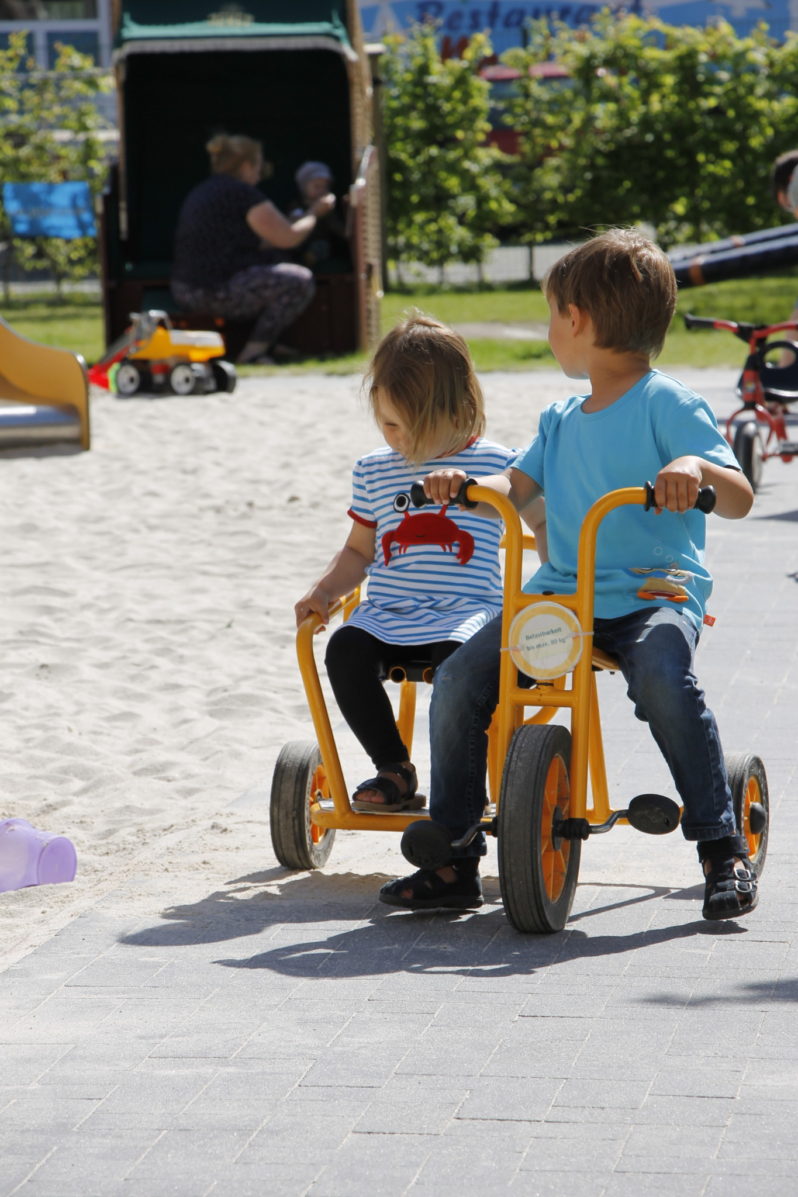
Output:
[428, 606, 736, 859]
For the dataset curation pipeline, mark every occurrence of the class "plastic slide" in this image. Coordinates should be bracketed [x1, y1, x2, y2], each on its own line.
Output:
[0, 315, 90, 450]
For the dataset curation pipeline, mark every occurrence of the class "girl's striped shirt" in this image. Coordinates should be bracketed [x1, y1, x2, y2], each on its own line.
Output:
[346, 437, 516, 645]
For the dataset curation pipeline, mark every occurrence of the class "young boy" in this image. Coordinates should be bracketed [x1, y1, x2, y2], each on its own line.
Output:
[771, 148, 798, 217]
[770, 149, 798, 371]
[379, 228, 758, 923]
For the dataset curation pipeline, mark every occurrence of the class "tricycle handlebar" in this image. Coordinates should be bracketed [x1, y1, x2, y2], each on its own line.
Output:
[684, 313, 798, 344]
[411, 477, 716, 515]
[410, 477, 477, 509]
[644, 481, 716, 513]
[683, 313, 762, 342]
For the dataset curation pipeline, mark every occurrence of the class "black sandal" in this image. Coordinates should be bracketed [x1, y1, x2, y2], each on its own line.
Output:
[352, 762, 425, 813]
[379, 860, 483, 910]
[698, 835, 758, 921]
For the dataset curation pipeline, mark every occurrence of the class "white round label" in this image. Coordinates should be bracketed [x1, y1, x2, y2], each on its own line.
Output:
[508, 602, 584, 680]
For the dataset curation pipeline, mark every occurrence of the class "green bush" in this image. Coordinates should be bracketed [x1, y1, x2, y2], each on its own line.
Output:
[380, 25, 516, 278]
[501, 13, 798, 247]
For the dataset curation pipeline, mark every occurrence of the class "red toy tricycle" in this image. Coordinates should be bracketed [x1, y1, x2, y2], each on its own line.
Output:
[685, 313, 798, 490]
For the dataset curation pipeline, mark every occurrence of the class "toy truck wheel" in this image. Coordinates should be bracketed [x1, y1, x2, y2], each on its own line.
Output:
[732, 421, 763, 492]
[114, 361, 143, 396]
[498, 724, 580, 934]
[270, 741, 336, 870]
[168, 362, 199, 395]
[212, 360, 237, 393]
[726, 751, 769, 874]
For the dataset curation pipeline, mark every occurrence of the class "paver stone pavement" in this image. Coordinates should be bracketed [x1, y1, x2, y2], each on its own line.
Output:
[1, 369, 796, 1196]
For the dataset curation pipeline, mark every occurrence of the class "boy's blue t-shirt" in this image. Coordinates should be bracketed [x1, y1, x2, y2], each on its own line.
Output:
[513, 369, 740, 629]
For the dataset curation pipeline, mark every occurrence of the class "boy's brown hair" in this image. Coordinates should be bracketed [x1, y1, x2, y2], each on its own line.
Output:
[364, 311, 486, 464]
[545, 228, 676, 359]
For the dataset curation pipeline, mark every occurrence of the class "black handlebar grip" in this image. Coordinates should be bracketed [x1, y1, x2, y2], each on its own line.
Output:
[644, 481, 716, 513]
[409, 481, 428, 507]
[410, 477, 478, 508]
[695, 486, 717, 513]
[683, 313, 714, 330]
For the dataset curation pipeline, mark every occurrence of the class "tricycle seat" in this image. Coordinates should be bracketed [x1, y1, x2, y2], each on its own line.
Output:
[761, 359, 798, 402]
[385, 661, 435, 685]
[592, 648, 619, 672]
[746, 339, 798, 403]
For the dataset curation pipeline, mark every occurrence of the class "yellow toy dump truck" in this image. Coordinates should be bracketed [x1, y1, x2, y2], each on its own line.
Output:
[88, 310, 236, 397]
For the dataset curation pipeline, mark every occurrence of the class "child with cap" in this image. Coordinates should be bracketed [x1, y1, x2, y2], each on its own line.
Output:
[289, 160, 348, 267]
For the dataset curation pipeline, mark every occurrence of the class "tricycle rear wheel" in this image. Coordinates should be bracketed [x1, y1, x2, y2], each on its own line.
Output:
[726, 751, 768, 874]
[498, 723, 580, 934]
[270, 741, 336, 870]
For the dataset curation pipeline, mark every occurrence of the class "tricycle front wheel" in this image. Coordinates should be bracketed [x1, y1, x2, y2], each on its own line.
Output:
[498, 723, 580, 934]
[270, 741, 336, 870]
[726, 751, 769, 874]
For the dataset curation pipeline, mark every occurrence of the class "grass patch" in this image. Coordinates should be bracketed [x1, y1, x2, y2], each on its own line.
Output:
[662, 270, 798, 370]
[0, 290, 105, 361]
[463, 337, 554, 371]
[383, 279, 549, 328]
[3, 271, 797, 375]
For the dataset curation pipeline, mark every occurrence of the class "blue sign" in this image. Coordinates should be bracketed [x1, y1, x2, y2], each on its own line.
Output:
[358, 1, 794, 54]
[2, 182, 96, 239]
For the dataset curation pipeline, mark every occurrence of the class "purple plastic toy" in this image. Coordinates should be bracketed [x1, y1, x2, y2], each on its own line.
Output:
[0, 818, 77, 894]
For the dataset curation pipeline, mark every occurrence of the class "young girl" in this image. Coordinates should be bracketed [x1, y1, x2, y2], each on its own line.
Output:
[295, 312, 545, 812]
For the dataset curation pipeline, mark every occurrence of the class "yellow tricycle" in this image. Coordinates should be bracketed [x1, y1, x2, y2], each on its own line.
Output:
[271, 481, 769, 933]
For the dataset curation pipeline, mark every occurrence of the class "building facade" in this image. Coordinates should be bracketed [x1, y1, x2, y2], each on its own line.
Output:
[357, 0, 798, 54]
[0, 1, 114, 67]
[2, 2, 795, 70]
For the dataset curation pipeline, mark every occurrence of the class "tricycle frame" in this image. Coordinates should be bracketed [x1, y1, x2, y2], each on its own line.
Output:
[295, 487, 655, 836]
[278, 482, 768, 932]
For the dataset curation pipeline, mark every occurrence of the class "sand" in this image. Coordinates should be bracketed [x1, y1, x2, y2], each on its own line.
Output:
[0, 366, 737, 967]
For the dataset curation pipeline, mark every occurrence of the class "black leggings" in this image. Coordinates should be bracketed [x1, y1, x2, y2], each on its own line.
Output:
[324, 624, 459, 770]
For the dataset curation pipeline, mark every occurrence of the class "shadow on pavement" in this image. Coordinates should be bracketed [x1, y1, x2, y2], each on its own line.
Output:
[116, 868, 752, 984]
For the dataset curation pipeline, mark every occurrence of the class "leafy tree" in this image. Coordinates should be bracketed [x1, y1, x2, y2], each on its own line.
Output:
[0, 31, 113, 296]
[502, 14, 795, 248]
[380, 25, 516, 280]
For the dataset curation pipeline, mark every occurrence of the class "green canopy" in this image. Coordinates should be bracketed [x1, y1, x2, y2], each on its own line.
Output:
[116, 1, 351, 53]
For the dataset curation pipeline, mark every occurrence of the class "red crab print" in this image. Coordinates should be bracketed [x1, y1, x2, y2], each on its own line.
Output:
[382, 506, 474, 565]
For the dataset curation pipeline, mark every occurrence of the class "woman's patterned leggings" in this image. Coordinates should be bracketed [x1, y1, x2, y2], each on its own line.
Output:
[172, 263, 315, 347]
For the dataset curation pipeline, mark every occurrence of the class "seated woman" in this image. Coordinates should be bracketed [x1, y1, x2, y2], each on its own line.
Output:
[171, 133, 335, 364]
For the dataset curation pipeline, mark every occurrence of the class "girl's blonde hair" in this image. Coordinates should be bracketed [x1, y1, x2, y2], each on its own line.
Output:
[364, 311, 485, 464]
[206, 133, 262, 177]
